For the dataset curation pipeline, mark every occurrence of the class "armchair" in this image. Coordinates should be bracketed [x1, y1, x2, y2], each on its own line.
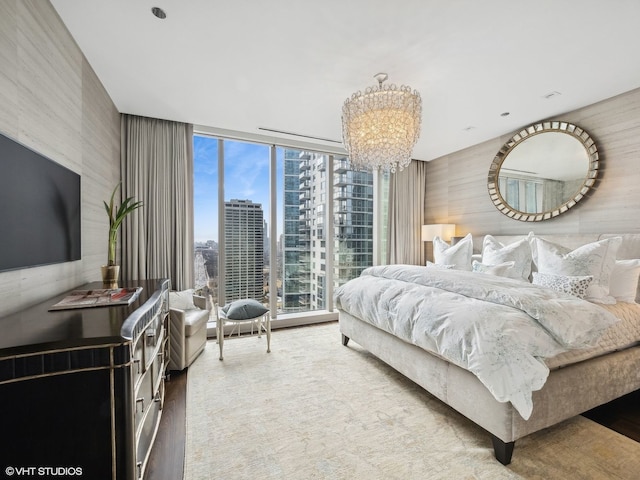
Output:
[168, 290, 210, 371]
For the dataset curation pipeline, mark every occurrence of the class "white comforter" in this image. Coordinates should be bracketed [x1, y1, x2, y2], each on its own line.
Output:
[334, 265, 620, 419]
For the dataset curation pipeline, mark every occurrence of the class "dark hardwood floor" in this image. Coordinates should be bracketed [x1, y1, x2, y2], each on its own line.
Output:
[583, 389, 640, 443]
[144, 370, 187, 480]
[145, 371, 640, 480]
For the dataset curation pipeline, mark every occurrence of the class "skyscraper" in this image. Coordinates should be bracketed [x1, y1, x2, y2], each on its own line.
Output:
[282, 151, 373, 312]
[282, 150, 311, 311]
[224, 199, 264, 302]
[333, 158, 374, 288]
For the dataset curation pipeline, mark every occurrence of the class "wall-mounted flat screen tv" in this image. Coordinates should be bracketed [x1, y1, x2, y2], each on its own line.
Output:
[0, 132, 81, 272]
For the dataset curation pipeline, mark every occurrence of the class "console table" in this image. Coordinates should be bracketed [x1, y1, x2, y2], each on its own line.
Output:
[0, 278, 170, 480]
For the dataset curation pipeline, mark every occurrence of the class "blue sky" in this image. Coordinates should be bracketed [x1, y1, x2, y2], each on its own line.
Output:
[193, 135, 284, 242]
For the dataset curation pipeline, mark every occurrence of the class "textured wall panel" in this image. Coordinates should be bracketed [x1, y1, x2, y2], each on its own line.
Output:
[425, 88, 640, 238]
[0, 1, 120, 315]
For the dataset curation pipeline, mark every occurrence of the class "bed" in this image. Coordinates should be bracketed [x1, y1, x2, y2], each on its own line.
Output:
[335, 233, 640, 465]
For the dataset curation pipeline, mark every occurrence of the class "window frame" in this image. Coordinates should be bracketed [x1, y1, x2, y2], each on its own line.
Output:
[194, 125, 383, 333]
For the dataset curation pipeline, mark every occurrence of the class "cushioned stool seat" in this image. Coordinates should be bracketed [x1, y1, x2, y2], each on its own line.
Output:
[169, 291, 210, 371]
[216, 299, 271, 361]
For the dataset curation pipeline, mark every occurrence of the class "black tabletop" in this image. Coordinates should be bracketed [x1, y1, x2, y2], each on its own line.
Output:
[0, 279, 167, 357]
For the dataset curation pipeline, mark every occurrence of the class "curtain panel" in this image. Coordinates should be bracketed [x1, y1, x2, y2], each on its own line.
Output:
[120, 114, 194, 290]
[387, 160, 427, 265]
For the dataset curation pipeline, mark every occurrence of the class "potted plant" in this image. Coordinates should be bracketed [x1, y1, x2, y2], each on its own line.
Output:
[102, 183, 143, 288]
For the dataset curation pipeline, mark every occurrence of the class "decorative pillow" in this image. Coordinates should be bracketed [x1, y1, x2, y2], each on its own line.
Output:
[532, 272, 593, 299]
[222, 299, 269, 320]
[609, 259, 640, 303]
[482, 235, 532, 282]
[530, 236, 622, 304]
[169, 289, 196, 310]
[433, 233, 473, 271]
[472, 260, 515, 277]
[425, 261, 454, 270]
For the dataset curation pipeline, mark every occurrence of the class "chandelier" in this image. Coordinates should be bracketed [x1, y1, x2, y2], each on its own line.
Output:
[341, 73, 422, 172]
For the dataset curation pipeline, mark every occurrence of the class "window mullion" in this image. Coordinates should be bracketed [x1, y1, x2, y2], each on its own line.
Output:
[217, 139, 226, 305]
[326, 154, 334, 311]
[269, 145, 277, 318]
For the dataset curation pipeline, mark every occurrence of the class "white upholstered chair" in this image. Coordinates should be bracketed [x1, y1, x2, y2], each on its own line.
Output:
[215, 299, 271, 361]
[168, 290, 209, 371]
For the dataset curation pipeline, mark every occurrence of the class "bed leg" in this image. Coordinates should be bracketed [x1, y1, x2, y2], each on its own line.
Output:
[341, 334, 350, 346]
[490, 435, 514, 465]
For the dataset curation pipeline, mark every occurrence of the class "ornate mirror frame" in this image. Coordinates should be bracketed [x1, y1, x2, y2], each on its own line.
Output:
[487, 121, 599, 222]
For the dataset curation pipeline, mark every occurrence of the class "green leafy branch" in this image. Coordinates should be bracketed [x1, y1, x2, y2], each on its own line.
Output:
[104, 183, 143, 266]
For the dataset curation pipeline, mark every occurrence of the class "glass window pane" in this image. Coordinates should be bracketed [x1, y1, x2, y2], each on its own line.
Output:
[223, 141, 270, 304]
[335, 157, 374, 287]
[193, 135, 219, 305]
[280, 149, 325, 313]
[506, 178, 519, 210]
[194, 133, 380, 322]
[524, 181, 537, 213]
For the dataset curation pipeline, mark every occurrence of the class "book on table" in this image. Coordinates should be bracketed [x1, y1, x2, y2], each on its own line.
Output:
[49, 287, 143, 311]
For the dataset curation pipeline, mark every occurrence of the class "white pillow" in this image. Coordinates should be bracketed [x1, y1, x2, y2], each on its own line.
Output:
[433, 233, 473, 271]
[609, 259, 640, 303]
[530, 236, 622, 304]
[482, 235, 532, 282]
[169, 289, 196, 310]
[472, 260, 515, 277]
[532, 272, 593, 299]
[425, 261, 454, 270]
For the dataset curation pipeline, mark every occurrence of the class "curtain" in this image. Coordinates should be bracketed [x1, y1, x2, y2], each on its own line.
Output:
[120, 114, 194, 290]
[387, 160, 427, 265]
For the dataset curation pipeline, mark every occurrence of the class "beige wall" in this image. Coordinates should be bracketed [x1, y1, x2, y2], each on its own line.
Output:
[0, 1, 120, 315]
[425, 87, 640, 238]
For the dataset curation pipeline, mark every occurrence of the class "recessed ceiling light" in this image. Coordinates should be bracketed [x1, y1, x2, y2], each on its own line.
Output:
[500, 112, 510, 117]
[151, 7, 167, 19]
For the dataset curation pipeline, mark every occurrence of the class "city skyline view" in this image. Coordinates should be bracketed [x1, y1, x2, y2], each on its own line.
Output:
[193, 135, 284, 243]
[193, 134, 375, 313]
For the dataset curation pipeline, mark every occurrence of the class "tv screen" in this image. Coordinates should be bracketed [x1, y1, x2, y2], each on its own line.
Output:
[0, 132, 81, 272]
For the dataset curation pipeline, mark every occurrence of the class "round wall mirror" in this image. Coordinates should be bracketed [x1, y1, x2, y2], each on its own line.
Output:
[487, 121, 599, 221]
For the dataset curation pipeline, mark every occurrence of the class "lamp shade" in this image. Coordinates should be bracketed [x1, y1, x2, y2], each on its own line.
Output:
[421, 224, 456, 242]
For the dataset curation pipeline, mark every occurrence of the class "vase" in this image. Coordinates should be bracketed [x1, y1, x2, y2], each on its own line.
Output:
[101, 265, 120, 289]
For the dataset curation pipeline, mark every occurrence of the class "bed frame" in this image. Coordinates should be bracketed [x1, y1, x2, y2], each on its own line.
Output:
[339, 233, 640, 465]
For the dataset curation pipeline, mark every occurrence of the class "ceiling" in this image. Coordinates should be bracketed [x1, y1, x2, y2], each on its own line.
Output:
[51, 0, 640, 162]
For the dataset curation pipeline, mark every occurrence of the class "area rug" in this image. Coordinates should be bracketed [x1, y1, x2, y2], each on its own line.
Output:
[184, 322, 640, 479]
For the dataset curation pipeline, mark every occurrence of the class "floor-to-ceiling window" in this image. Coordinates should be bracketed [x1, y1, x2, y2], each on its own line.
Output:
[193, 132, 380, 330]
[221, 141, 271, 304]
[282, 149, 319, 312]
[193, 135, 219, 304]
